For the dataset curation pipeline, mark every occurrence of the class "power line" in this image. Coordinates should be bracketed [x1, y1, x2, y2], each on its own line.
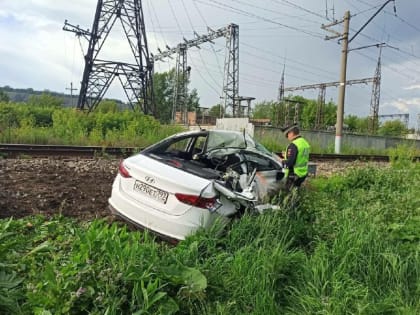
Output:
[272, 0, 327, 20]
[240, 42, 338, 79]
[193, 0, 325, 39]
[230, 0, 321, 25]
[180, 0, 222, 90]
[166, 0, 221, 95]
[192, 0, 225, 78]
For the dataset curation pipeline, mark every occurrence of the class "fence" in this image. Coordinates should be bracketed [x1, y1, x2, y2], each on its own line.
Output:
[254, 127, 420, 152]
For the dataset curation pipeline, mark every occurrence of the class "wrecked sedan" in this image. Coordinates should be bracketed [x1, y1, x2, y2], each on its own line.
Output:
[109, 129, 286, 240]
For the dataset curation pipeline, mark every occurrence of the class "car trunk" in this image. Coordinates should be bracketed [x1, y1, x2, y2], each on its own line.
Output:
[121, 154, 214, 216]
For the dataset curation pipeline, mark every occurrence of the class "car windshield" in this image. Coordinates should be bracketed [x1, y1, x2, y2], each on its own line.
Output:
[207, 130, 271, 155]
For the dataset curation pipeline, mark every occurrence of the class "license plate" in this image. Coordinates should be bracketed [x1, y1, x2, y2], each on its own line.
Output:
[133, 180, 168, 204]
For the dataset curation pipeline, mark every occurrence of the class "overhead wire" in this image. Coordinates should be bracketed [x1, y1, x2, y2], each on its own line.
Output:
[191, 0, 225, 79]
[230, 0, 321, 25]
[146, 0, 174, 72]
[166, 0, 220, 96]
[240, 42, 338, 80]
[271, 0, 328, 20]
[180, 0, 223, 91]
[193, 0, 326, 39]
[145, 0, 418, 113]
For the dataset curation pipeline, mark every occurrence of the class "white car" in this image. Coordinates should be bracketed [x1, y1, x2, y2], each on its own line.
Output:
[108, 129, 286, 241]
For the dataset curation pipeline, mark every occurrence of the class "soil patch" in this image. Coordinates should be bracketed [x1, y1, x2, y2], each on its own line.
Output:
[0, 158, 119, 220]
[0, 157, 388, 220]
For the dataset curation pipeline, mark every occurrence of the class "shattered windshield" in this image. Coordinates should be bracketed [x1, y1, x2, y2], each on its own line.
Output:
[206, 130, 271, 155]
[207, 130, 250, 150]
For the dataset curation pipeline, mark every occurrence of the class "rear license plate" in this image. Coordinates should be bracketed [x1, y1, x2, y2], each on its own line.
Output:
[133, 180, 168, 204]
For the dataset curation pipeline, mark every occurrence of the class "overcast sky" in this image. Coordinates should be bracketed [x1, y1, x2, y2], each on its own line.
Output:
[0, 0, 419, 128]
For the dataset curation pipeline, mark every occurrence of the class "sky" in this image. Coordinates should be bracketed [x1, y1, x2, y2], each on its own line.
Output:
[0, 0, 419, 129]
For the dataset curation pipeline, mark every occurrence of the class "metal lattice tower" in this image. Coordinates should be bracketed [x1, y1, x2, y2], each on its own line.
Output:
[171, 44, 190, 124]
[283, 99, 302, 127]
[222, 24, 240, 117]
[417, 113, 420, 136]
[278, 67, 285, 102]
[284, 77, 375, 128]
[276, 67, 285, 126]
[152, 23, 240, 119]
[379, 114, 409, 129]
[64, 0, 154, 114]
[368, 49, 382, 134]
[315, 84, 326, 129]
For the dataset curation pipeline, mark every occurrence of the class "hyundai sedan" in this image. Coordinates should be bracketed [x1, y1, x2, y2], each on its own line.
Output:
[108, 129, 286, 241]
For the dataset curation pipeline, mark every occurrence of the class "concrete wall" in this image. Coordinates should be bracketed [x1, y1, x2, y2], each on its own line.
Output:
[254, 126, 420, 152]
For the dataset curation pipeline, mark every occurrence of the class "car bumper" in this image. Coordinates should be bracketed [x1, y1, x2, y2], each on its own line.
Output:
[108, 181, 217, 240]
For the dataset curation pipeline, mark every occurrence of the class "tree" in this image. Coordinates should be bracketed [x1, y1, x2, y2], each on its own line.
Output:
[27, 93, 63, 108]
[208, 104, 224, 118]
[252, 101, 276, 120]
[187, 88, 200, 112]
[344, 115, 369, 133]
[378, 120, 407, 137]
[153, 70, 175, 123]
[153, 68, 201, 123]
[96, 100, 119, 113]
[0, 90, 10, 103]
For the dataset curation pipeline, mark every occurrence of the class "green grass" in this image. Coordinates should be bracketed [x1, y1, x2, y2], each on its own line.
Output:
[1, 159, 419, 314]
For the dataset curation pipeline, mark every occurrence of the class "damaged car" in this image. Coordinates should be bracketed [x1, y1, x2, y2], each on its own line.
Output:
[108, 129, 286, 241]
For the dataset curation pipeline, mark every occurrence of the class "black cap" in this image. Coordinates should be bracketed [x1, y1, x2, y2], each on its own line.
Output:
[281, 123, 299, 137]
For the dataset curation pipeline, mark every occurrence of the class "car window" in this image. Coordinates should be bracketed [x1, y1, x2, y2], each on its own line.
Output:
[167, 137, 191, 153]
[243, 152, 278, 171]
[193, 136, 207, 154]
[207, 131, 247, 150]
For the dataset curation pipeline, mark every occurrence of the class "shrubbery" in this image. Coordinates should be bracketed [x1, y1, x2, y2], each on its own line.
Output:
[0, 102, 185, 147]
[1, 161, 419, 314]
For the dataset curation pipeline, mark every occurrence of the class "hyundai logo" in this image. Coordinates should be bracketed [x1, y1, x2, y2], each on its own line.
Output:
[145, 176, 155, 184]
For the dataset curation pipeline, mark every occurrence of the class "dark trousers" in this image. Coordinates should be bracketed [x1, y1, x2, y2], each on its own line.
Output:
[286, 174, 307, 191]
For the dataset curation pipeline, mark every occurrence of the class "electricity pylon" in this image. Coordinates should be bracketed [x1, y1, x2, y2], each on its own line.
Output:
[64, 0, 154, 114]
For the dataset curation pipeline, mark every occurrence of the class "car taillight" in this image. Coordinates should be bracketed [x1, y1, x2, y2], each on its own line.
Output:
[175, 193, 219, 211]
[118, 161, 131, 178]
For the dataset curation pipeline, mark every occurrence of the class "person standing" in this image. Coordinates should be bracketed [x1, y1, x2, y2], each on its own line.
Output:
[280, 124, 310, 189]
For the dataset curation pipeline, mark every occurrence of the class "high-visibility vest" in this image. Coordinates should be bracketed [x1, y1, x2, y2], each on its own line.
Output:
[290, 137, 310, 177]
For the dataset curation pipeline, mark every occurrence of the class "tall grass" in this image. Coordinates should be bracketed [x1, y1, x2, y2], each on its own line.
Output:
[0, 103, 185, 146]
[0, 143, 419, 314]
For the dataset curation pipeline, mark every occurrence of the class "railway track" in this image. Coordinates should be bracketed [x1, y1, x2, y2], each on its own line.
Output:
[2, 143, 416, 162]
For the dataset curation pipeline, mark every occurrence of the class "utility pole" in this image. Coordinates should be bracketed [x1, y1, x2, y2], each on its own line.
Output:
[65, 82, 77, 107]
[321, 0, 396, 153]
[336, 11, 350, 154]
[321, 12, 350, 153]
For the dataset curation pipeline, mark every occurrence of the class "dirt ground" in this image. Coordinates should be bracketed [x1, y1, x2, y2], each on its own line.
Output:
[0, 158, 120, 220]
[0, 157, 388, 221]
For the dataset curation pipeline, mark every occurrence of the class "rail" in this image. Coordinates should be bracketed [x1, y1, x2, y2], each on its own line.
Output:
[2, 144, 417, 162]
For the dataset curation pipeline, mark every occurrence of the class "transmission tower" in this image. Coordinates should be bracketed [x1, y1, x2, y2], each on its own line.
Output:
[275, 66, 285, 127]
[284, 77, 375, 128]
[282, 99, 303, 127]
[417, 113, 420, 136]
[222, 24, 240, 117]
[315, 85, 326, 129]
[152, 24, 240, 119]
[171, 44, 191, 124]
[368, 49, 382, 134]
[63, 0, 154, 114]
[379, 114, 409, 129]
